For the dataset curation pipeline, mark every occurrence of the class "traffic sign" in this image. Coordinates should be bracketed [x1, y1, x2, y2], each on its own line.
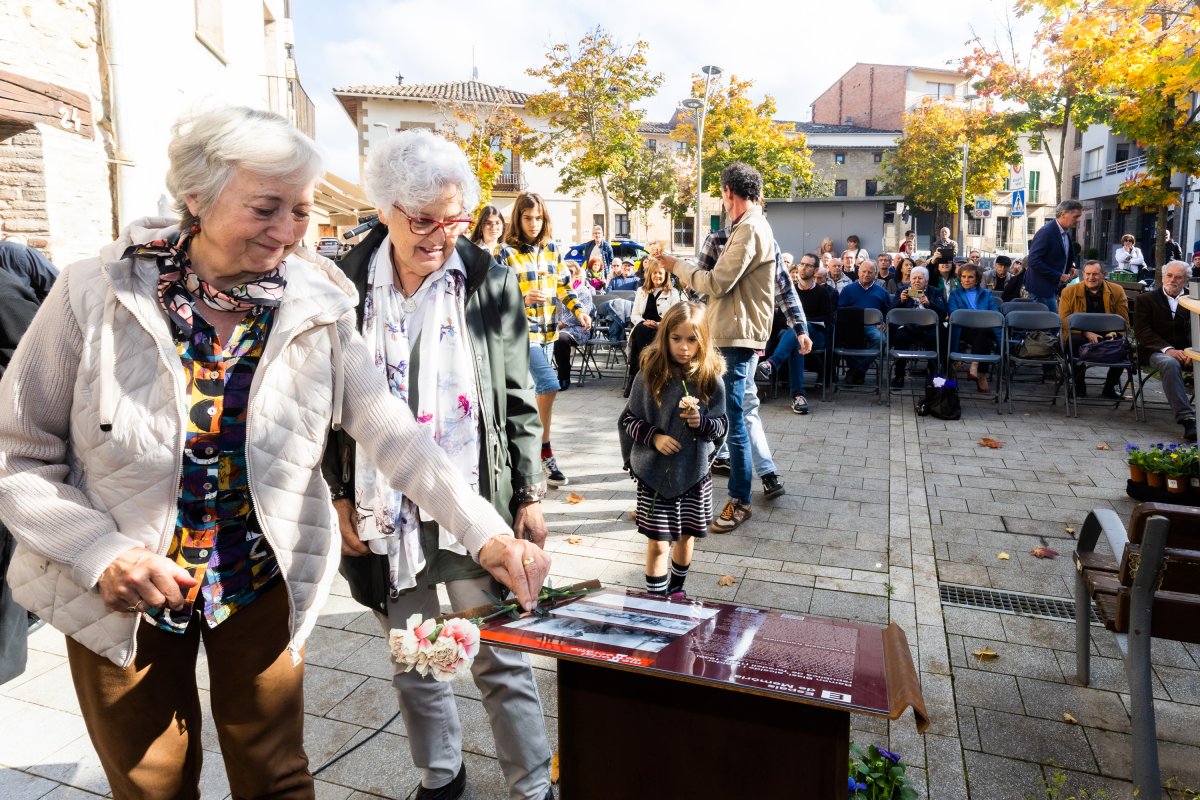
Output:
[972, 198, 992, 219]
[1009, 162, 1026, 191]
[1011, 189, 1026, 217]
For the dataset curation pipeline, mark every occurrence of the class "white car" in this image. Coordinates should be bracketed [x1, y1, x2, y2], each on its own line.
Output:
[316, 237, 344, 259]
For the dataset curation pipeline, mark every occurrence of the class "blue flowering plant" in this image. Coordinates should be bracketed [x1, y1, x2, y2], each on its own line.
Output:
[848, 744, 917, 800]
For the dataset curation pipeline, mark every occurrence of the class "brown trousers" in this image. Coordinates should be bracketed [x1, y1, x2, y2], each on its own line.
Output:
[66, 582, 314, 799]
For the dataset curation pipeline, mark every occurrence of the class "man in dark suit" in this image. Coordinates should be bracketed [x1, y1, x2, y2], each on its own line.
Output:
[1133, 261, 1196, 443]
[1024, 199, 1083, 312]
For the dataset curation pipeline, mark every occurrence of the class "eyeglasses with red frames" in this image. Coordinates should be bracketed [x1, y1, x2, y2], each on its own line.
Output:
[392, 205, 474, 236]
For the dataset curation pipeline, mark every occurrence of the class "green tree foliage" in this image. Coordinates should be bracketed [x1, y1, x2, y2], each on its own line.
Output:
[607, 143, 677, 241]
[525, 27, 663, 234]
[435, 101, 539, 209]
[669, 74, 817, 203]
[882, 98, 1019, 230]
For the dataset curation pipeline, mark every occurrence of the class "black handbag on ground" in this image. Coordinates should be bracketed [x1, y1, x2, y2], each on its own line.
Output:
[916, 371, 962, 420]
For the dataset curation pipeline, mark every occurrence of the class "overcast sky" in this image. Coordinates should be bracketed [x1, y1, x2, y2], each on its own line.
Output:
[290, 0, 1036, 180]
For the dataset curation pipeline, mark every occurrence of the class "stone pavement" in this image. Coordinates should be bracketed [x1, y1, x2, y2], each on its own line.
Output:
[2, 369, 1198, 799]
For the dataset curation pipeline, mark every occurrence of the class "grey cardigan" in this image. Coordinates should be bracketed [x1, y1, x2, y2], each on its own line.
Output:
[618, 374, 727, 499]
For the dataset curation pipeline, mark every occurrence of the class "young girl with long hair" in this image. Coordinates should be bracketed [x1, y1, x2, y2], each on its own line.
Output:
[622, 262, 684, 397]
[618, 303, 727, 599]
[469, 205, 505, 254]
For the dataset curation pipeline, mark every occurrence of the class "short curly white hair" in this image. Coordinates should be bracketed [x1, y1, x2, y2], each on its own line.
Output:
[910, 266, 929, 282]
[364, 129, 480, 217]
[166, 106, 322, 230]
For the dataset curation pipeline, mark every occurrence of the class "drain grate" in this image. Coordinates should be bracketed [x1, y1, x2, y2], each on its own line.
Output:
[940, 583, 1099, 624]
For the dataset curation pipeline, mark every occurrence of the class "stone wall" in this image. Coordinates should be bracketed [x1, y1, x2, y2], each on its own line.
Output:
[0, 123, 51, 248]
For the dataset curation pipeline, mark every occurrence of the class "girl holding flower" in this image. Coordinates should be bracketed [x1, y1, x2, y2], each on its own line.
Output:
[618, 303, 727, 598]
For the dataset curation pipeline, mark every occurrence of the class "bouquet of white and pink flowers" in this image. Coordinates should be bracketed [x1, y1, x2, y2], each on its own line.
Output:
[388, 614, 481, 682]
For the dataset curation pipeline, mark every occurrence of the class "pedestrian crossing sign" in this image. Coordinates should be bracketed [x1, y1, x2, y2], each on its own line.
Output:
[1011, 189, 1026, 217]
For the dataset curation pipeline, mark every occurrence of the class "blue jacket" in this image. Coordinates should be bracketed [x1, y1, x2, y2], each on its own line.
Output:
[1025, 219, 1077, 299]
[947, 286, 1001, 347]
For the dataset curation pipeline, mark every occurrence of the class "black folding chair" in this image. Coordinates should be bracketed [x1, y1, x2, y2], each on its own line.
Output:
[1064, 312, 1143, 420]
[884, 307, 940, 403]
[826, 307, 885, 403]
[1003, 310, 1068, 413]
[947, 309, 1004, 414]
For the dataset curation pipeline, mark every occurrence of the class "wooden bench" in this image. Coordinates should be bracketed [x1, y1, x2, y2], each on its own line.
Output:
[1073, 503, 1200, 800]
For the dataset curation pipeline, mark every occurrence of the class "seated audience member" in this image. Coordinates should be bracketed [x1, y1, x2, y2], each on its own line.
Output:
[837, 260, 891, 385]
[780, 252, 794, 270]
[983, 255, 1012, 291]
[1002, 259, 1028, 302]
[932, 226, 958, 257]
[1058, 260, 1129, 399]
[829, 254, 853, 293]
[967, 249, 982, 266]
[947, 262, 1001, 392]
[890, 265, 947, 388]
[897, 256, 915, 288]
[898, 229, 917, 255]
[622, 262, 684, 396]
[845, 235, 869, 266]
[876, 252, 899, 294]
[606, 259, 641, 291]
[929, 249, 957, 301]
[553, 259, 597, 391]
[815, 266, 830, 287]
[1191, 252, 1200, 280]
[1132, 261, 1196, 442]
[585, 252, 606, 290]
[755, 253, 833, 414]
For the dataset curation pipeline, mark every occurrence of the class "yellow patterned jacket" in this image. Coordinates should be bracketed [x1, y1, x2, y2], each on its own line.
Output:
[496, 240, 585, 345]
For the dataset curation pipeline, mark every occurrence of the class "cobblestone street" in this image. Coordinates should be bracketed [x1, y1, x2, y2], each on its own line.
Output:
[2, 371, 1198, 799]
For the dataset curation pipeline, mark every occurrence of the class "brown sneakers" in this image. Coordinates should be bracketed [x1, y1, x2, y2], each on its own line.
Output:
[711, 499, 752, 533]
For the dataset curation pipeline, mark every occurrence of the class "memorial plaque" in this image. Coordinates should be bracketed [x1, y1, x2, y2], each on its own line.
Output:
[479, 586, 925, 725]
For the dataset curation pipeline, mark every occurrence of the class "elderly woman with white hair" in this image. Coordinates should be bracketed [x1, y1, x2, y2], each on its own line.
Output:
[0, 107, 549, 799]
[322, 129, 555, 800]
[889, 265, 947, 388]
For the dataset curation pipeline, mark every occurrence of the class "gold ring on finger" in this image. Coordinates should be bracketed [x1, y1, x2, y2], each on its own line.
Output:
[523, 558, 536, 566]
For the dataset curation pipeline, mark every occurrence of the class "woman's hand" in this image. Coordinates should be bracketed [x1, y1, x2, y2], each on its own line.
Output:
[478, 534, 551, 611]
[525, 288, 547, 305]
[334, 498, 368, 556]
[98, 547, 198, 614]
[577, 312, 592, 331]
[653, 433, 682, 455]
[513, 501, 549, 549]
[900, 289, 909, 302]
[917, 293, 929, 306]
[644, 320, 658, 329]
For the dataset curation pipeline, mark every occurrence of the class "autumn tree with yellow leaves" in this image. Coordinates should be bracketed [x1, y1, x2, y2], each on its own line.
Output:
[436, 102, 539, 209]
[882, 99, 1020, 231]
[1014, 0, 1200, 276]
[525, 27, 663, 235]
[670, 74, 820, 208]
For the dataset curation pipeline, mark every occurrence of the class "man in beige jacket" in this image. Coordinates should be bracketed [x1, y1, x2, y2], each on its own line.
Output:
[652, 162, 777, 532]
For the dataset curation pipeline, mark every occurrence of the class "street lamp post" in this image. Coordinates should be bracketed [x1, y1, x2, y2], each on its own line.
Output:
[681, 64, 722, 256]
[958, 94, 977, 252]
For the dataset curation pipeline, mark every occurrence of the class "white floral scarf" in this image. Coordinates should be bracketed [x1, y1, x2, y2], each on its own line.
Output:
[354, 243, 480, 593]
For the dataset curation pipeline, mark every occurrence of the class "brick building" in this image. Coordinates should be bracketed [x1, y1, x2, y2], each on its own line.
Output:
[811, 63, 969, 131]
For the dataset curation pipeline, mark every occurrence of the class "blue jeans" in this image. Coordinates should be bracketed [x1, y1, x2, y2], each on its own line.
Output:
[768, 327, 826, 396]
[719, 347, 754, 503]
[848, 325, 882, 373]
[715, 354, 777, 479]
[1027, 293, 1058, 313]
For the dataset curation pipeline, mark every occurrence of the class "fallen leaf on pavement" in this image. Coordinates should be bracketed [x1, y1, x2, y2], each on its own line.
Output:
[566, 535, 582, 545]
[973, 647, 999, 661]
[980, 437, 1003, 449]
[1096, 442, 1111, 451]
[1030, 546, 1059, 559]
[718, 575, 736, 587]
[1063, 712, 1079, 725]
[565, 492, 585, 504]
[1065, 526, 1076, 537]
[997, 552, 1011, 560]
[550, 753, 560, 783]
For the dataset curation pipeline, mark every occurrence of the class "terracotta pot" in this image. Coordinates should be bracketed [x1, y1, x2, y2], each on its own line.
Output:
[1129, 465, 1146, 483]
[1166, 476, 1186, 494]
[1147, 471, 1166, 489]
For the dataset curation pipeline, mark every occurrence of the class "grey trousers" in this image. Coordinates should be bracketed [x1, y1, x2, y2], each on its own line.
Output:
[1147, 351, 1195, 422]
[375, 573, 551, 800]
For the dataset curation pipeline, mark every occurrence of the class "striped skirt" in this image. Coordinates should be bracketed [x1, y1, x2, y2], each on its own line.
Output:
[634, 474, 713, 541]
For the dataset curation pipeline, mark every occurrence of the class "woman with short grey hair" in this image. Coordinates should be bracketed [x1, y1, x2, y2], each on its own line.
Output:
[0, 107, 548, 799]
[323, 128, 556, 800]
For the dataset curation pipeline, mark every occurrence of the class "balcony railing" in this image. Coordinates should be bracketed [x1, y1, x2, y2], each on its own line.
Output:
[1106, 155, 1147, 176]
[264, 75, 316, 139]
[493, 171, 527, 194]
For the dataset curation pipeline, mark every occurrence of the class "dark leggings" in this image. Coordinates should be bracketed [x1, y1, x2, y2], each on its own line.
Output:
[625, 323, 658, 384]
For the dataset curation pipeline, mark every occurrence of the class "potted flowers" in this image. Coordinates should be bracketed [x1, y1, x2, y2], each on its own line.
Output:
[1126, 444, 1149, 483]
[1162, 444, 1197, 495]
[848, 744, 917, 800]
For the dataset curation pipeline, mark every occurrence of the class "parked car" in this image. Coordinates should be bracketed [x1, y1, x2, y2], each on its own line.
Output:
[316, 237, 345, 260]
[565, 238, 651, 267]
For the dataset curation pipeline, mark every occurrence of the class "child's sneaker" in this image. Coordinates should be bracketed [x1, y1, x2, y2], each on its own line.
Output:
[542, 456, 568, 487]
[667, 589, 688, 600]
